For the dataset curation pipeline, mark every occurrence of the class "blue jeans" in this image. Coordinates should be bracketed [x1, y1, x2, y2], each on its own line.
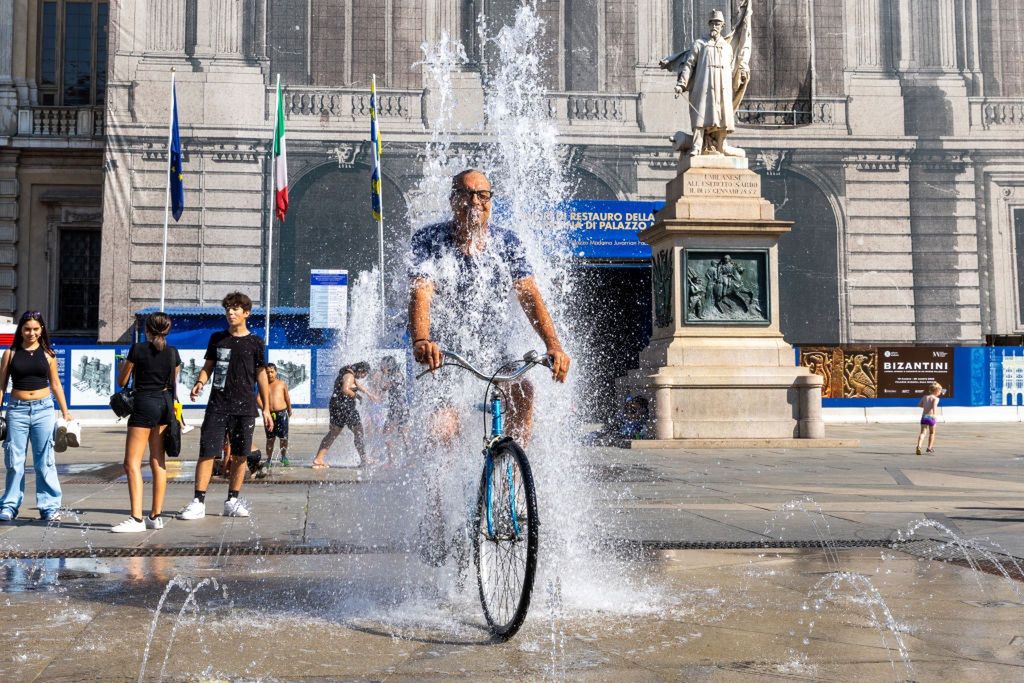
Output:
[1, 398, 61, 515]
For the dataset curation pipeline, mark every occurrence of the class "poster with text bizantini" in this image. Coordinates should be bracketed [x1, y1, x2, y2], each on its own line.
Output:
[268, 349, 312, 405]
[69, 349, 116, 406]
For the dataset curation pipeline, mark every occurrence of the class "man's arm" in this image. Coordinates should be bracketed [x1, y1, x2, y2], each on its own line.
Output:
[256, 367, 274, 431]
[409, 277, 443, 369]
[190, 359, 216, 401]
[284, 385, 292, 415]
[514, 276, 570, 383]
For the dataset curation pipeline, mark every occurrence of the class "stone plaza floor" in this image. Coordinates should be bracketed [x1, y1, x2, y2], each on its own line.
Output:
[1, 423, 1022, 681]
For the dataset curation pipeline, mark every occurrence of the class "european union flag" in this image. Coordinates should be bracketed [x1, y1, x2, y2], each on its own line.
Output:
[370, 77, 382, 222]
[169, 81, 184, 221]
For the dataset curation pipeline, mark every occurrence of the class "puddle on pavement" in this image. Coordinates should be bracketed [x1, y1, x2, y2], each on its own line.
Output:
[1, 547, 1022, 681]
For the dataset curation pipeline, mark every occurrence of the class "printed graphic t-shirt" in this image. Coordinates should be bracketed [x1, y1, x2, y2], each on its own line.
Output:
[408, 220, 533, 359]
[204, 331, 265, 416]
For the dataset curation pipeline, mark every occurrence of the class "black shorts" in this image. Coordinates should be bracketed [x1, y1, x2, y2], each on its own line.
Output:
[127, 390, 173, 428]
[265, 411, 289, 439]
[199, 412, 255, 458]
[329, 397, 360, 429]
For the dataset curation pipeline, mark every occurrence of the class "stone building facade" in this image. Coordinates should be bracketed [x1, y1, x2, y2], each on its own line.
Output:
[1, 1, 1024, 348]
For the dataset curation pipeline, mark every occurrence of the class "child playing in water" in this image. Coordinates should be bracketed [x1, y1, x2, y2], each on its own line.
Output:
[915, 382, 945, 455]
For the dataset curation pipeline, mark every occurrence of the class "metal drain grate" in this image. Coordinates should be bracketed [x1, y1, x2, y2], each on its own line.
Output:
[630, 539, 896, 550]
[897, 539, 1024, 582]
[0, 541, 406, 560]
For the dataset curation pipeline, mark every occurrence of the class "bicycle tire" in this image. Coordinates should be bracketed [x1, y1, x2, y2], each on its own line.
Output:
[473, 438, 539, 641]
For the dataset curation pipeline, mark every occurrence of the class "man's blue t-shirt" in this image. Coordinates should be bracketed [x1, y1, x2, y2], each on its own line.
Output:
[409, 220, 533, 358]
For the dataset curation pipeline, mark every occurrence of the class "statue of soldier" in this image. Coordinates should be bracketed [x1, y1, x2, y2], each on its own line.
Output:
[659, 2, 753, 157]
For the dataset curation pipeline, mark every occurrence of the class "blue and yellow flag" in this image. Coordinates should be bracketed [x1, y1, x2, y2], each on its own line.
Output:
[169, 79, 184, 221]
[370, 76, 382, 222]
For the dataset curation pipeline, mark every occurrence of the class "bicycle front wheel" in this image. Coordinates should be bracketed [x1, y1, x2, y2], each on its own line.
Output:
[473, 438, 539, 640]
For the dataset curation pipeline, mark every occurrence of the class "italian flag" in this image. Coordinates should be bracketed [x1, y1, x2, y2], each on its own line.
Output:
[273, 77, 288, 221]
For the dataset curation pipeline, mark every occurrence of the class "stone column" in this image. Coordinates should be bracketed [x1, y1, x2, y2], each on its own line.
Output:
[843, 0, 905, 136]
[0, 150, 18, 315]
[0, 0, 17, 135]
[423, 0, 484, 130]
[636, 0, 675, 135]
[194, 0, 244, 60]
[896, 0, 969, 136]
[908, 154, 982, 343]
[146, 0, 187, 54]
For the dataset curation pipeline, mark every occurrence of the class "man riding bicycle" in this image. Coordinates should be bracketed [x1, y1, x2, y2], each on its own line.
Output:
[408, 168, 570, 442]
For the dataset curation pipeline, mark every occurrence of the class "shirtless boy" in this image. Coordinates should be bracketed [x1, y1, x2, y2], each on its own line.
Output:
[257, 363, 293, 469]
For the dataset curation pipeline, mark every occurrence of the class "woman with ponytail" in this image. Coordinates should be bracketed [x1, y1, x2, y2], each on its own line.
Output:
[112, 312, 180, 532]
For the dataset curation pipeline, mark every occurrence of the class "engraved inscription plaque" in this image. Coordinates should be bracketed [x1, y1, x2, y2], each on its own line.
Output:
[682, 170, 761, 198]
[683, 250, 770, 324]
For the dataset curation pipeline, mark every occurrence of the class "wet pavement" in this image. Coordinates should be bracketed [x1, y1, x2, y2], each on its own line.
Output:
[1, 424, 1022, 680]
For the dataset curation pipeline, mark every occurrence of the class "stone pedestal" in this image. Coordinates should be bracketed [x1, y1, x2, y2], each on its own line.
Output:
[619, 155, 825, 441]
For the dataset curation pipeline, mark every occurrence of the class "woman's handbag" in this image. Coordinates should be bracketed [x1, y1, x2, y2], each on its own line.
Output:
[163, 408, 181, 458]
[162, 367, 181, 458]
[109, 387, 135, 418]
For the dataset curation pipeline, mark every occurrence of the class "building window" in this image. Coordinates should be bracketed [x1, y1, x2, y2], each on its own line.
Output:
[58, 228, 101, 332]
[1016, 208, 1024, 327]
[37, 1, 109, 106]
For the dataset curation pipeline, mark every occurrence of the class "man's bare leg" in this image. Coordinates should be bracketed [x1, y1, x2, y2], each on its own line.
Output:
[506, 379, 535, 445]
[195, 457, 215, 491]
[265, 436, 276, 463]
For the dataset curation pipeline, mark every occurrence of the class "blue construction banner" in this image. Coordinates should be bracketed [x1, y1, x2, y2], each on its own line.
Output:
[565, 200, 664, 259]
[798, 345, 1024, 408]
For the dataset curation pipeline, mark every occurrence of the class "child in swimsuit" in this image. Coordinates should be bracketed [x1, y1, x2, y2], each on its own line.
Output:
[916, 382, 944, 455]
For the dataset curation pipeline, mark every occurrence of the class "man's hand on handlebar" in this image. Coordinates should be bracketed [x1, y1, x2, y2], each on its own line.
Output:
[547, 345, 570, 383]
[413, 339, 443, 371]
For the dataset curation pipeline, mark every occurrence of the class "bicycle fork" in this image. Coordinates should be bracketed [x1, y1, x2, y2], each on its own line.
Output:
[484, 393, 521, 540]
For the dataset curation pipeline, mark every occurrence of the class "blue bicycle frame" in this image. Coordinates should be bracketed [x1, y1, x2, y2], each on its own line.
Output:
[484, 394, 521, 539]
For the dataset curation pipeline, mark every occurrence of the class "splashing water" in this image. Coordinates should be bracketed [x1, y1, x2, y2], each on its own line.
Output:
[328, 0, 662, 630]
[895, 518, 1024, 596]
[804, 571, 913, 680]
[139, 575, 223, 683]
[766, 497, 842, 571]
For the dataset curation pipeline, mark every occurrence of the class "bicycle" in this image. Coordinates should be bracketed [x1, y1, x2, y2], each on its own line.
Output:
[416, 349, 551, 641]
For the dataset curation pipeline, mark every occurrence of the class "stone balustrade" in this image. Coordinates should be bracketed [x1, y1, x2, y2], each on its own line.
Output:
[273, 87, 423, 124]
[736, 97, 847, 129]
[969, 98, 1024, 131]
[545, 92, 640, 127]
[16, 106, 105, 137]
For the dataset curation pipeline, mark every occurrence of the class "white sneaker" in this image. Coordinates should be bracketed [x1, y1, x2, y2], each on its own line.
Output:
[146, 515, 165, 530]
[181, 424, 195, 434]
[223, 498, 250, 517]
[111, 517, 146, 533]
[65, 419, 81, 447]
[54, 418, 68, 453]
[178, 498, 206, 520]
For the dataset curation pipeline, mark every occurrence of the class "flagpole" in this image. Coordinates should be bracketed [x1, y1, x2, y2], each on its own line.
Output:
[160, 68, 176, 311]
[372, 74, 385, 336]
[265, 73, 280, 347]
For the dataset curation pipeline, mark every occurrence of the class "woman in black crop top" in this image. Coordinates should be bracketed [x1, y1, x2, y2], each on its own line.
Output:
[111, 312, 181, 533]
[0, 311, 73, 523]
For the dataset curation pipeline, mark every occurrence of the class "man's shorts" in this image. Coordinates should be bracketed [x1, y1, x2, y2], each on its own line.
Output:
[200, 412, 255, 458]
[265, 410, 289, 439]
[329, 397, 360, 429]
[128, 390, 173, 428]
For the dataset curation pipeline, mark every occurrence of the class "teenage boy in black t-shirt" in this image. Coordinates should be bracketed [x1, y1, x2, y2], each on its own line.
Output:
[179, 292, 274, 519]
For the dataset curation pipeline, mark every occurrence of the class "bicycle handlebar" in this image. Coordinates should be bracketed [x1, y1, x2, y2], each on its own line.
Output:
[415, 349, 552, 383]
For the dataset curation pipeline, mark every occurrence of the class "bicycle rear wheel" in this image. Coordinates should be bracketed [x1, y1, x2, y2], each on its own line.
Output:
[473, 438, 539, 640]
